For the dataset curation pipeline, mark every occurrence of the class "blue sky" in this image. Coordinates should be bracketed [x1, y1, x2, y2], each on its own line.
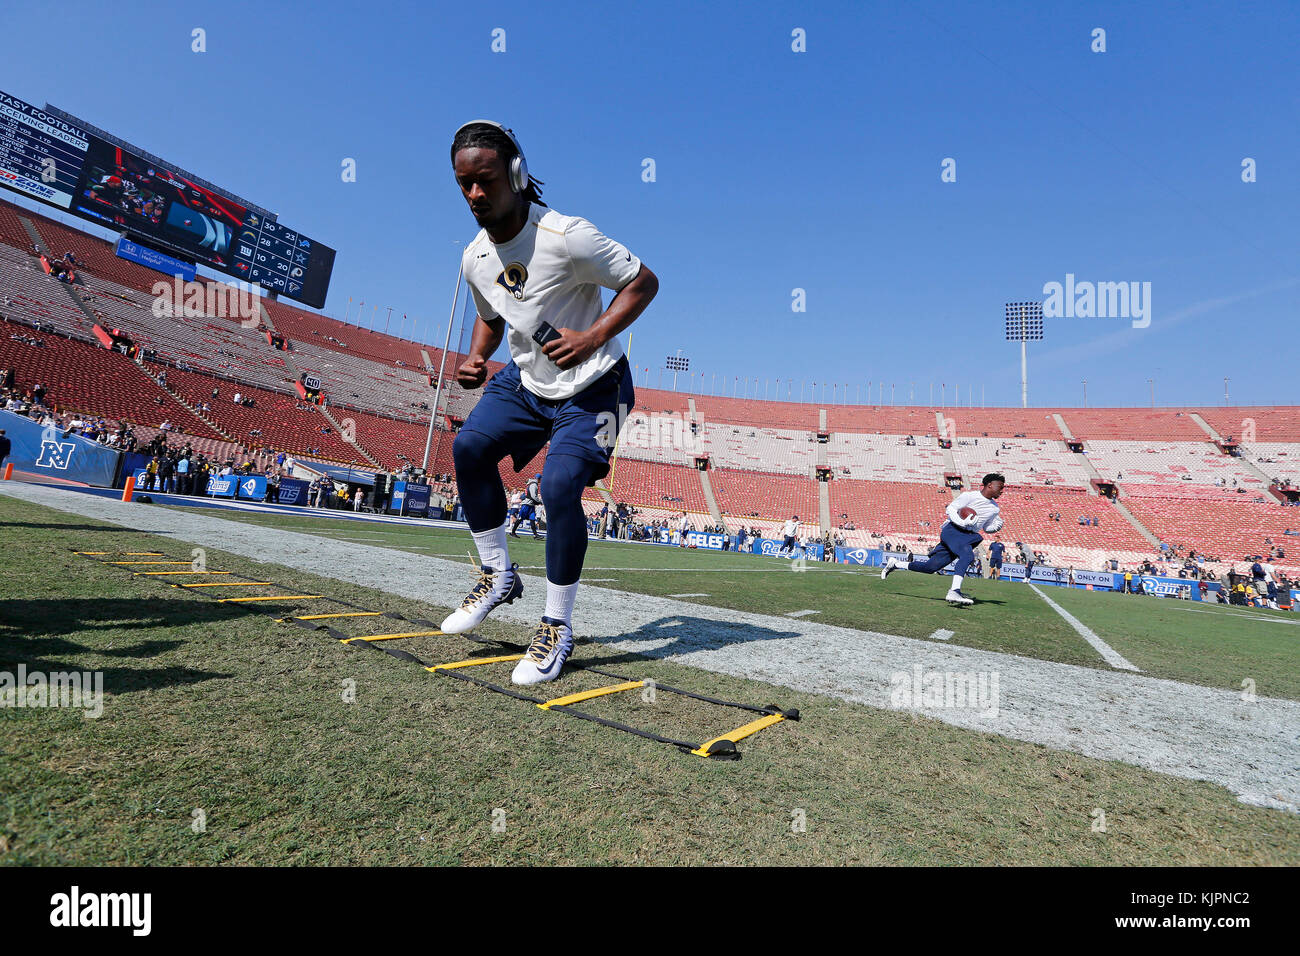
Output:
[3, 0, 1296, 407]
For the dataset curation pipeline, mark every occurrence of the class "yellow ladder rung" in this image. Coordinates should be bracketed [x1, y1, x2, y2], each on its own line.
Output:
[539, 681, 644, 710]
[427, 654, 525, 672]
[138, 570, 232, 576]
[180, 582, 274, 588]
[343, 630, 444, 643]
[218, 594, 323, 603]
[691, 713, 786, 757]
[286, 612, 383, 621]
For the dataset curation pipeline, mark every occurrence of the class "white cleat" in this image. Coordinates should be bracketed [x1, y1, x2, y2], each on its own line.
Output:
[881, 557, 902, 581]
[946, 589, 974, 606]
[440, 564, 522, 634]
[511, 617, 575, 685]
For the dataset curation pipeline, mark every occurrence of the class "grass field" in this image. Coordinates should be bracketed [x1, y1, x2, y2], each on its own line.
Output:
[3, 492, 1299, 865]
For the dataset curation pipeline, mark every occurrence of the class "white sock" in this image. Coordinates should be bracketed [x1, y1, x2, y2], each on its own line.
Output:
[545, 580, 579, 625]
[472, 522, 511, 573]
[950, 574, 964, 592]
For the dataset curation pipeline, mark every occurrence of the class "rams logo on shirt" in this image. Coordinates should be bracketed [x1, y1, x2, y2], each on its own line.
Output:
[496, 262, 528, 300]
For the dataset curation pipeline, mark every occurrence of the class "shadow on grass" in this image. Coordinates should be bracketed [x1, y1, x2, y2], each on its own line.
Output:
[0, 598, 278, 694]
[0, 598, 267, 639]
[580, 614, 803, 669]
[0, 521, 142, 533]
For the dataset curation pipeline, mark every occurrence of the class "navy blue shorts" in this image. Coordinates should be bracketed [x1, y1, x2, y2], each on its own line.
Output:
[460, 355, 634, 484]
[518, 503, 535, 520]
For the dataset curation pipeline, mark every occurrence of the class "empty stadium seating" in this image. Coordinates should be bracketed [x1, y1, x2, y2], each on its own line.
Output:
[1121, 484, 1300, 561]
[1, 318, 224, 438]
[1084, 441, 1264, 488]
[711, 467, 818, 527]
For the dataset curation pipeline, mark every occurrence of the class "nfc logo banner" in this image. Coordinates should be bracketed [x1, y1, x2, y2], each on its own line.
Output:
[35, 440, 76, 470]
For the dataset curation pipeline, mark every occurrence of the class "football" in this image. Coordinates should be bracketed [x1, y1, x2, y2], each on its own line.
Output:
[958, 506, 977, 519]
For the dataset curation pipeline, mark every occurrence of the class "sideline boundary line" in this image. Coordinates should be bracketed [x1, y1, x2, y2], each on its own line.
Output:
[1029, 584, 1141, 672]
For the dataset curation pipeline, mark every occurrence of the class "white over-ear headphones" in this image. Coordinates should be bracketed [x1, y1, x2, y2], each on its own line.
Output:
[453, 120, 529, 194]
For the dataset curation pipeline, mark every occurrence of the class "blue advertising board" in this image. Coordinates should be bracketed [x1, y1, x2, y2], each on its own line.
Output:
[404, 482, 431, 518]
[115, 236, 196, 281]
[235, 475, 266, 501]
[277, 478, 309, 505]
[388, 481, 407, 515]
[206, 475, 238, 498]
[0, 409, 121, 487]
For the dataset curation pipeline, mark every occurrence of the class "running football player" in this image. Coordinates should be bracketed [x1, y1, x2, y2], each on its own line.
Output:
[881, 473, 1006, 605]
[510, 472, 543, 539]
[439, 121, 658, 685]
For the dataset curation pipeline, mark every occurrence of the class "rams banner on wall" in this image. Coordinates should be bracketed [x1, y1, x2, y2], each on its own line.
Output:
[0, 409, 121, 487]
[235, 475, 266, 500]
[404, 483, 431, 518]
[206, 475, 238, 498]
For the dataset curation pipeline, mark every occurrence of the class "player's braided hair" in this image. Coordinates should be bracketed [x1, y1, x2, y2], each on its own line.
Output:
[450, 124, 547, 206]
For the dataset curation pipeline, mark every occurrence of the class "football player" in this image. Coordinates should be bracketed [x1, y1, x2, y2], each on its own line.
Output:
[881, 473, 1006, 605]
[439, 121, 658, 684]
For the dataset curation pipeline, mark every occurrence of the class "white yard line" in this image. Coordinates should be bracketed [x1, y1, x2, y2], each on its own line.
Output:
[786, 610, 821, 618]
[668, 593, 710, 598]
[928, 629, 955, 641]
[1029, 584, 1141, 672]
[1145, 603, 1300, 628]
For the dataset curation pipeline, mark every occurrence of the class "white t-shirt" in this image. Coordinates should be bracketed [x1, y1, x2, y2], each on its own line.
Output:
[946, 490, 1001, 533]
[783, 519, 799, 537]
[463, 204, 642, 401]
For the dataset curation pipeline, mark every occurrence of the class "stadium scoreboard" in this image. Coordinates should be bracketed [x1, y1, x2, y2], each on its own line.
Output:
[233, 214, 334, 305]
[0, 87, 335, 309]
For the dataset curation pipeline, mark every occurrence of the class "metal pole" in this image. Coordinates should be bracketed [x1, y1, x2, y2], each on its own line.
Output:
[1021, 339, 1027, 408]
[1082, 380, 1087, 408]
[423, 259, 464, 470]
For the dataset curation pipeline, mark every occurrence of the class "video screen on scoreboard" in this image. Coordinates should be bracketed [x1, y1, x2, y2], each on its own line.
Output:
[70, 136, 247, 270]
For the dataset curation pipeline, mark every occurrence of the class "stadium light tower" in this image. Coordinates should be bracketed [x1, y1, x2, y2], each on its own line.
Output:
[1005, 301, 1044, 408]
[665, 351, 689, 391]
